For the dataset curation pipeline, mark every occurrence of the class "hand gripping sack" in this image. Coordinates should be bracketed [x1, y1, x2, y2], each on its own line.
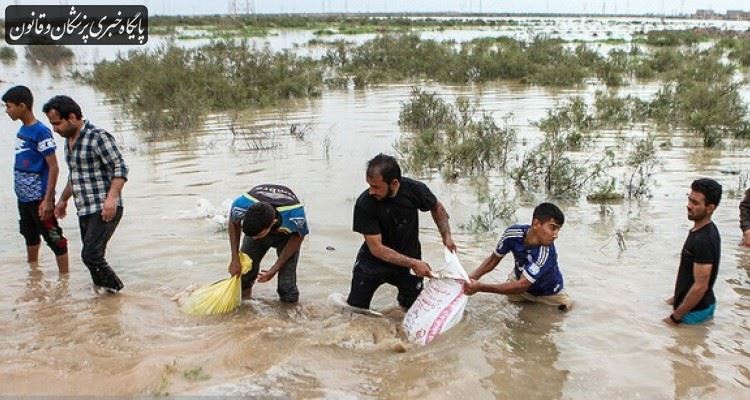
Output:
[403, 248, 469, 345]
[183, 253, 252, 316]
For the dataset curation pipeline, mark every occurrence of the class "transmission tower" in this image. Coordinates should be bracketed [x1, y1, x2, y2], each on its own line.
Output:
[229, 0, 255, 15]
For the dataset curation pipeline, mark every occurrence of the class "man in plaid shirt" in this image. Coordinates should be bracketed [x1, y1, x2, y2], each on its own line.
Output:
[43, 95, 128, 293]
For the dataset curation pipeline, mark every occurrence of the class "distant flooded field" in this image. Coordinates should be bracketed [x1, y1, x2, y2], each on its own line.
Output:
[0, 16, 749, 398]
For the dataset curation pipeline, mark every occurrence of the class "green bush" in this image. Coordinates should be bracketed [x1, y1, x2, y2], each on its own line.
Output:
[396, 88, 516, 179]
[0, 46, 17, 61]
[24, 45, 73, 65]
[89, 41, 323, 133]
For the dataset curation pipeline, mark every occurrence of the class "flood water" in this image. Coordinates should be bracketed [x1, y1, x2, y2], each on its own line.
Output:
[1, 18, 750, 399]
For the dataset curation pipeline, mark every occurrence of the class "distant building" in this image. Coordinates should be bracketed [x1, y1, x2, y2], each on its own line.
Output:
[726, 10, 749, 20]
[695, 9, 715, 19]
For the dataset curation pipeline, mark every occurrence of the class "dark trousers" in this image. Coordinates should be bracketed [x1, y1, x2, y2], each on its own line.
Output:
[78, 207, 124, 291]
[18, 200, 68, 256]
[346, 258, 423, 310]
[240, 232, 299, 303]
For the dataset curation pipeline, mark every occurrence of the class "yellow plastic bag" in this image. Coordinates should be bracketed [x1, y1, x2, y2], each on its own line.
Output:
[183, 253, 253, 316]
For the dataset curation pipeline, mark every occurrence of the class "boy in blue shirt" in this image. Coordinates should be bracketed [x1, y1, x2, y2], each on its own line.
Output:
[464, 202, 572, 311]
[3, 86, 68, 273]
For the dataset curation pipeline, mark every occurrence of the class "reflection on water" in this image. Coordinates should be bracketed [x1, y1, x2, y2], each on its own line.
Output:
[669, 326, 717, 399]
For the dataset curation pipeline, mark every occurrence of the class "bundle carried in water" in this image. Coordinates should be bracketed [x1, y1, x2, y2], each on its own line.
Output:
[402, 248, 469, 345]
[183, 253, 253, 316]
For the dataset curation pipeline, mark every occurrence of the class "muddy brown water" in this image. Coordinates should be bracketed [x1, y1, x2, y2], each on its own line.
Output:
[1, 24, 750, 399]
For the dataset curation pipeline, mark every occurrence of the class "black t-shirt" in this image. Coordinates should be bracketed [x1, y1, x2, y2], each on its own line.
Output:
[353, 177, 438, 266]
[673, 222, 721, 312]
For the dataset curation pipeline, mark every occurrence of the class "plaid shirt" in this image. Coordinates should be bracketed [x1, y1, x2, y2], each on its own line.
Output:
[65, 121, 128, 216]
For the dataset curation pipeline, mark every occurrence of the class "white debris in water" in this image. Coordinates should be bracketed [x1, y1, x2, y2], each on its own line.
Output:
[172, 198, 231, 231]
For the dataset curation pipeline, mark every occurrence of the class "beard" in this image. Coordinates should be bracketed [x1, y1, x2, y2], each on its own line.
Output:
[687, 209, 707, 221]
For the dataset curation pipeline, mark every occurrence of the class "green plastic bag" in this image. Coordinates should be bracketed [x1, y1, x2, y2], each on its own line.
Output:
[183, 253, 252, 316]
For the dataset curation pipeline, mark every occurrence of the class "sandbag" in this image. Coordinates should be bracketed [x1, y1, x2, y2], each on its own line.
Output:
[183, 253, 252, 316]
[402, 248, 469, 345]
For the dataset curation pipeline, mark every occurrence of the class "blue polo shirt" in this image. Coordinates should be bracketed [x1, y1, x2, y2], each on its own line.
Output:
[495, 224, 564, 296]
[14, 121, 56, 203]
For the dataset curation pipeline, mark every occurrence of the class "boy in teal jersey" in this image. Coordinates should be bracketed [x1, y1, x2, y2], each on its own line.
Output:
[227, 184, 309, 302]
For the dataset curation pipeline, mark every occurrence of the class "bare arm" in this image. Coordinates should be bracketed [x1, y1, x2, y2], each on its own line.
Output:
[664, 263, 712, 325]
[227, 221, 243, 276]
[39, 153, 59, 220]
[469, 252, 504, 280]
[101, 177, 126, 222]
[257, 234, 305, 282]
[464, 274, 532, 296]
[54, 180, 73, 219]
[364, 233, 432, 277]
[430, 201, 456, 252]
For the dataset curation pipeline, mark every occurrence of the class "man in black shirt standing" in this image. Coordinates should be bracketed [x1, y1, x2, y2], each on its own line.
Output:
[664, 178, 722, 326]
[346, 153, 456, 311]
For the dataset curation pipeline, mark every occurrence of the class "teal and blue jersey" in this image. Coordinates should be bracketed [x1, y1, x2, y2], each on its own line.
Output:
[495, 224, 564, 296]
[14, 121, 56, 203]
[229, 184, 309, 236]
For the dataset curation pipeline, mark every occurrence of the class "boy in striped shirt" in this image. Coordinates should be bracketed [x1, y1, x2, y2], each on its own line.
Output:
[463, 202, 572, 311]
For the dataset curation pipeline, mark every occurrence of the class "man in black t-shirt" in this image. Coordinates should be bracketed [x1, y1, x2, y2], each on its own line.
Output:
[664, 178, 722, 326]
[345, 153, 457, 310]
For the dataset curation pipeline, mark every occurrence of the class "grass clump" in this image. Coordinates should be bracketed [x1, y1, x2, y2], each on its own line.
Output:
[183, 366, 211, 382]
[328, 34, 603, 87]
[533, 97, 595, 150]
[396, 88, 516, 180]
[464, 188, 517, 233]
[24, 45, 73, 65]
[512, 135, 613, 199]
[0, 46, 17, 62]
[649, 49, 747, 147]
[642, 30, 708, 47]
[89, 40, 323, 133]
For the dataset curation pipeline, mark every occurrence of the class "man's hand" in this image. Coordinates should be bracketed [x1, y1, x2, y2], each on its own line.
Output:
[662, 316, 679, 326]
[443, 237, 458, 253]
[54, 199, 68, 219]
[38, 198, 54, 220]
[228, 259, 242, 277]
[257, 265, 280, 283]
[463, 279, 481, 295]
[411, 260, 433, 278]
[101, 196, 118, 222]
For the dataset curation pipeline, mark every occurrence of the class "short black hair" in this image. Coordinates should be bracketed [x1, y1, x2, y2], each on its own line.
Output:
[2, 85, 33, 109]
[691, 178, 722, 207]
[532, 202, 565, 226]
[42, 95, 82, 120]
[242, 202, 276, 237]
[366, 153, 401, 183]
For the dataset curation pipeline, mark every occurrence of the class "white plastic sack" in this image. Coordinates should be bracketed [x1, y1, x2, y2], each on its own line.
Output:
[403, 248, 469, 345]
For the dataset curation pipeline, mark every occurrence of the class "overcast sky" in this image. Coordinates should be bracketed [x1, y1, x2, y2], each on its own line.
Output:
[2, 1, 749, 16]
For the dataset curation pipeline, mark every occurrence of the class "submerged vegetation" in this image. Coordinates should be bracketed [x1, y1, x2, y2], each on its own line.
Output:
[71, 20, 750, 207]
[396, 88, 515, 180]
[0, 46, 16, 62]
[88, 41, 323, 131]
[24, 45, 73, 65]
[87, 26, 750, 140]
